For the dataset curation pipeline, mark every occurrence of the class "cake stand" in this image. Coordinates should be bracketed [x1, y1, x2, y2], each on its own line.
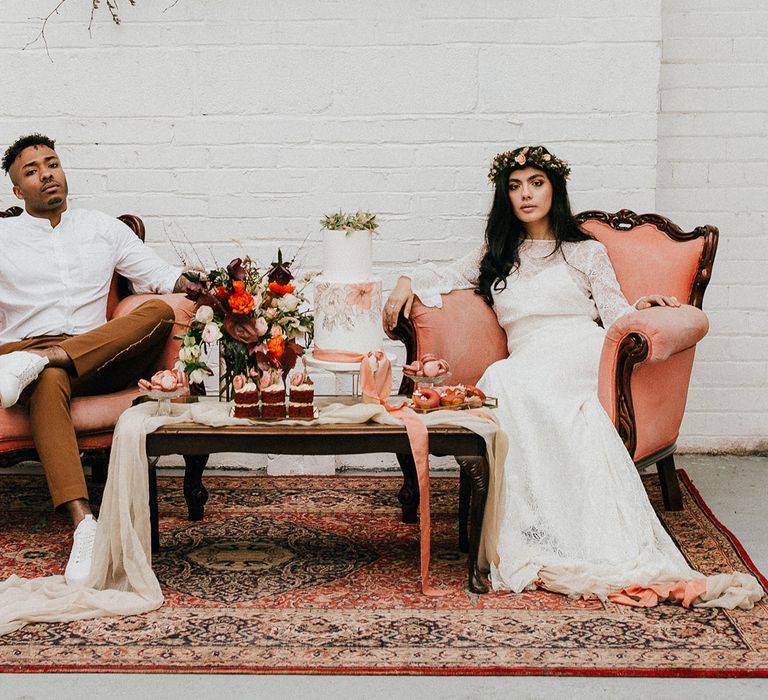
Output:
[140, 389, 190, 415]
[304, 351, 398, 398]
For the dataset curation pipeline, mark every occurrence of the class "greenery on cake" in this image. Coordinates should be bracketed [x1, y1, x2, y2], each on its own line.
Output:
[321, 209, 379, 234]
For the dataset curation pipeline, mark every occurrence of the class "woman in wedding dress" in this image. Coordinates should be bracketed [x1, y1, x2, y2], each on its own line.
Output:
[383, 145, 762, 608]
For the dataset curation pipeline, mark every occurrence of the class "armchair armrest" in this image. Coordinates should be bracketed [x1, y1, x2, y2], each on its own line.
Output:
[605, 305, 709, 363]
[598, 304, 709, 459]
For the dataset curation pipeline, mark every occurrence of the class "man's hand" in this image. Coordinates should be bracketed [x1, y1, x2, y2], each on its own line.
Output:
[173, 266, 207, 294]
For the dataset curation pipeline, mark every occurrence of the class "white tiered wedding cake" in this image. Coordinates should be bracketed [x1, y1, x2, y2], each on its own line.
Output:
[312, 224, 383, 362]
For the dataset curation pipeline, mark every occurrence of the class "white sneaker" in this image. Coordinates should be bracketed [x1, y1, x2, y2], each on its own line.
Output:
[64, 514, 97, 586]
[0, 351, 49, 408]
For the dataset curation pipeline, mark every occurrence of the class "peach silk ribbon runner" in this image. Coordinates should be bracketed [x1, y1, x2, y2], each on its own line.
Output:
[358, 351, 449, 597]
[608, 579, 708, 608]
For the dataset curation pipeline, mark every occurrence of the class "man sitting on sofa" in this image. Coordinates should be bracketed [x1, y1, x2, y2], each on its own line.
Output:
[0, 133, 188, 585]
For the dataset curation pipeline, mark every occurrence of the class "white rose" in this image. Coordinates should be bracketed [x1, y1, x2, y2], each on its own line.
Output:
[179, 345, 201, 362]
[277, 293, 299, 312]
[189, 368, 206, 384]
[202, 322, 222, 344]
[195, 305, 215, 323]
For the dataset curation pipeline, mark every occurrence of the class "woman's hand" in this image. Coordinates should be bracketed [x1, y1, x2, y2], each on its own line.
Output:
[635, 294, 681, 310]
[383, 276, 414, 331]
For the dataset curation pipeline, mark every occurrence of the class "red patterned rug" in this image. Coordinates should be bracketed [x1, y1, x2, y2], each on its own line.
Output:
[0, 470, 765, 676]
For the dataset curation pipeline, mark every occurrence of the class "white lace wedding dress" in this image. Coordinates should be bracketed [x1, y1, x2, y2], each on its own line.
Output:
[408, 238, 762, 607]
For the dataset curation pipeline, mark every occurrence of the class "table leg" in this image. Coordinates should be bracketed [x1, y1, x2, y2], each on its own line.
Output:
[183, 454, 210, 520]
[458, 466, 470, 553]
[149, 463, 160, 554]
[458, 455, 490, 594]
[396, 452, 419, 524]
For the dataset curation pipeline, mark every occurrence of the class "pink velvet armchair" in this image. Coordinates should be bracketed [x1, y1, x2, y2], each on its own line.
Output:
[0, 207, 206, 538]
[387, 209, 717, 549]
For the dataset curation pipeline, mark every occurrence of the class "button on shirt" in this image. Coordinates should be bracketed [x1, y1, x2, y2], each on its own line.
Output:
[0, 208, 182, 344]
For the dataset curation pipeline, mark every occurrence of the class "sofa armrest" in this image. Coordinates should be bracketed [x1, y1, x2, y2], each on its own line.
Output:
[110, 293, 195, 373]
[605, 305, 708, 364]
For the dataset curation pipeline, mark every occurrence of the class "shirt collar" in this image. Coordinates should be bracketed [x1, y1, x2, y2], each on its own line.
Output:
[19, 206, 71, 230]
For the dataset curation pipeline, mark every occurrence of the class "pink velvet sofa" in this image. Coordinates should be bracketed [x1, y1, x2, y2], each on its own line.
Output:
[0, 207, 198, 511]
[387, 209, 717, 548]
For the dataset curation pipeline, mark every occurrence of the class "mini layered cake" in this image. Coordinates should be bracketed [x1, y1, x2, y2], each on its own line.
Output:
[259, 370, 286, 419]
[288, 370, 315, 419]
[233, 375, 260, 419]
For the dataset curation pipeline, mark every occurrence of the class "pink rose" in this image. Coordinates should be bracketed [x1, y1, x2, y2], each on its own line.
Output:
[254, 316, 269, 337]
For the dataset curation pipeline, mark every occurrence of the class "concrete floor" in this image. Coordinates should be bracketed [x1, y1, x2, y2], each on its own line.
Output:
[4, 454, 768, 700]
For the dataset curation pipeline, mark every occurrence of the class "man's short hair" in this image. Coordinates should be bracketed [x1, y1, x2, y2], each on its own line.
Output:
[2, 133, 57, 175]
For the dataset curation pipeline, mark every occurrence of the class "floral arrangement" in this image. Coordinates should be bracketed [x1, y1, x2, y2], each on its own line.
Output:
[176, 250, 314, 387]
[321, 209, 379, 234]
[487, 145, 571, 183]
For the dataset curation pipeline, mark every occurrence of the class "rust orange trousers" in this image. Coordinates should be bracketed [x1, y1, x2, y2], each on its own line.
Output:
[0, 299, 174, 508]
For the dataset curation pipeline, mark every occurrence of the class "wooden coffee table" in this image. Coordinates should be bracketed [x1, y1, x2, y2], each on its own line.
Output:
[144, 396, 491, 593]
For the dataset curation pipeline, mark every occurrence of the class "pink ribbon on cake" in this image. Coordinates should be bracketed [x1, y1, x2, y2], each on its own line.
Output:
[312, 348, 368, 363]
[359, 351, 450, 598]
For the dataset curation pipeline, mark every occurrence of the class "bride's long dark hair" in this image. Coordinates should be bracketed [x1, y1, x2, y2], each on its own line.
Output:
[476, 151, 591, 306]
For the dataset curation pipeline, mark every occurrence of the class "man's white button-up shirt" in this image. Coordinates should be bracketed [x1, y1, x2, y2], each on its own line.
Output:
[0, 208, 181, 344]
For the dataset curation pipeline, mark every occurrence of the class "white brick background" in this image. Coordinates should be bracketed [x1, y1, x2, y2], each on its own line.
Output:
[0, 1, 764, 466]
[658, 0, 768, 452]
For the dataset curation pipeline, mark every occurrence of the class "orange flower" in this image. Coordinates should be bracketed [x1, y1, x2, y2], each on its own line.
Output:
[268, 281, 295, 295]
[267, 335, 285, 360]
[228, 287, 255, 315]
[232, 280, 245, 293]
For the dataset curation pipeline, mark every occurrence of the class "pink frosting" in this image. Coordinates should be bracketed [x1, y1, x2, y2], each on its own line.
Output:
[233, 374, 247, 391]
[290, 372, 314, 387]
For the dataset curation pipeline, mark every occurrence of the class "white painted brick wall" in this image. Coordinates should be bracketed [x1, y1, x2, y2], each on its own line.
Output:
[6, 1, 762, 466]
[658, 0, 768, 452]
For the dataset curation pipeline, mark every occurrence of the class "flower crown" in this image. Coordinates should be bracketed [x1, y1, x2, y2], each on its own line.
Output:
[488, 145, 571, 183]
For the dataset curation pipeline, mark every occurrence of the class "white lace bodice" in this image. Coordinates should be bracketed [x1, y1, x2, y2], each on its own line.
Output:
[406, 239, 634, 329]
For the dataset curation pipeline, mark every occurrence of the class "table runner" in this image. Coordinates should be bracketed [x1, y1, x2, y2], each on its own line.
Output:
[0, 399, 507, 635]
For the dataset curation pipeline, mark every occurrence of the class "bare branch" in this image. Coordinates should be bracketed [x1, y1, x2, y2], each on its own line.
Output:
[23, 0, 70, 63]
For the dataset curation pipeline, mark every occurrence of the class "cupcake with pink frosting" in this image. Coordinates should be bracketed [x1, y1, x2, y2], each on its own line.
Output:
[288, 370, 315, 418]
[260, 370, 286, 418]
[233, 374, 260, 419]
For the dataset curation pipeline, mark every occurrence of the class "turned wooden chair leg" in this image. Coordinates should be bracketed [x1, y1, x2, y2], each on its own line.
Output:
[89, 453, 109, 485]
[657, 454, 683, 511]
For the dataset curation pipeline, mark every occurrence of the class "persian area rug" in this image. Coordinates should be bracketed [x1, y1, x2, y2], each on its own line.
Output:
[0, 470, 766, 676]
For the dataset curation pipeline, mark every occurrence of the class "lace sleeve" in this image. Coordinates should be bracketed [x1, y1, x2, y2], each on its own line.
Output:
[404, 245, 483, 308]
[584, 242, 634, 328]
